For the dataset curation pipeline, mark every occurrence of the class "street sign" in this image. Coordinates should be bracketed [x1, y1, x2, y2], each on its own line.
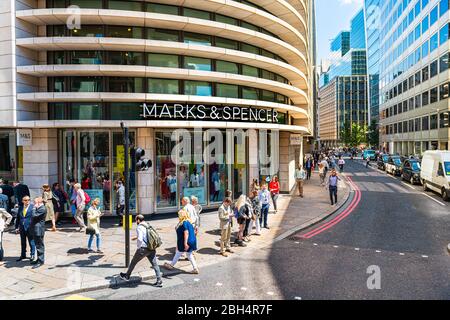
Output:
[17, 129, 32, 146]
[290, 134, 303, 145]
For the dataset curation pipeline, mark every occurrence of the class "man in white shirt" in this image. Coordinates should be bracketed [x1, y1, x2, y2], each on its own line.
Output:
[181, 197, 197, 226]
[120, 215, 162, 287]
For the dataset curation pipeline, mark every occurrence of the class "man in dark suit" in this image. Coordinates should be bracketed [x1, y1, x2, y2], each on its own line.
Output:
[30, 197, 46, 268]
[13, 181, 30, 209]
[0, 179, 14, 212]
[15, 196, 35, 262]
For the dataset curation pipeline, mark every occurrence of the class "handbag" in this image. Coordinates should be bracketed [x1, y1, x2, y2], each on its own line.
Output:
[86, 226, 96, 235]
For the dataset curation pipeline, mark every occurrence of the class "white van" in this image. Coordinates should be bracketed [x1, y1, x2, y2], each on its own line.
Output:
[421, 151, 450, 201]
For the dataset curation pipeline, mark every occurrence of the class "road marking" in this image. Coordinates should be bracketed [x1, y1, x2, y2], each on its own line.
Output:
[376, 250, 381, 253]
[422, 255, 429, 259]
[333, 245, 339, 248]
[421, 193, 447, 207]
[295, 241, 300, 244]
[354, 248, 360, 251]
[401, 182, 417, 191]
[399, 253, 405, 256]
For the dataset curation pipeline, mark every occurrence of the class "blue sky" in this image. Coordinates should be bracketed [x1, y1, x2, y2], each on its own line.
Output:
[316, 0, 364, 65]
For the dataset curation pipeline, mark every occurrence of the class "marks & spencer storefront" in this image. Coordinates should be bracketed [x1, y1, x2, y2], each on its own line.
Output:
[24, 102, 307, 215]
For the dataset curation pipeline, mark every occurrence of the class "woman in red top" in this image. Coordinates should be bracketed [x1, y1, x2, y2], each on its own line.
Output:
[269, 176, 280, 214]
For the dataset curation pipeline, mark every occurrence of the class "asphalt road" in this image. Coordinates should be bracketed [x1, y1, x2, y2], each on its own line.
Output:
[56, 160, 450, 300]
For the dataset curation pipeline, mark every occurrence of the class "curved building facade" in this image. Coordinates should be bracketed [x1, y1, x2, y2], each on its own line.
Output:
[1, 0, 314, 214]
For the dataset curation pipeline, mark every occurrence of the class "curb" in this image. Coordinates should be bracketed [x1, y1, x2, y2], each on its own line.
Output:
[273, 173, 354, 243]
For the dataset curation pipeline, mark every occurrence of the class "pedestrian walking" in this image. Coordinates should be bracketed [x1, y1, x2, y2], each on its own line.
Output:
[318, 163, 326, 186]
[338, 157, 346, 173]
[218, 198, 234, 257]
[164, 209, 199, 274]
[0, 208, 12, 262]
[87, 198, 103, 254]
[74, 183, 87, 232]
[120, 215, 163, 287]
[115, 180, 125, 226]
[295, 165, 306, 197]
[68, 179, 78, 224]
[15, 196, 35, 262]
[258, 183, 271, 229]
[52, 183, 67, 227]
[30, 197, 47, 268]
[182, 197, 199, 233]
[305, 157, 313, 180]
[248, 190, 261, 236]
[191, 196, 202, 228]
[42, 184, 56, 232]
[269, 176, 280, 214]
[327, 169, 341, 206]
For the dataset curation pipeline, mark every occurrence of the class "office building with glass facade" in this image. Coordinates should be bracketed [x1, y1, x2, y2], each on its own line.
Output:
[364, 0, 382, 124]
[0, 0, 314, 214]
[379, 0, 450, 154]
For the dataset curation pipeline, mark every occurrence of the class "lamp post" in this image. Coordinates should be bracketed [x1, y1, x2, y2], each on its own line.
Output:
[120, 122, 131, 267]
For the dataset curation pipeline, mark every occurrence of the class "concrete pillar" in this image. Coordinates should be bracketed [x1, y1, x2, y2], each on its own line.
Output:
[279, 132, 296, 194]
[23, 129, 58, 198]
[136, 128, 155, 215]
[248, 129, 258, 186]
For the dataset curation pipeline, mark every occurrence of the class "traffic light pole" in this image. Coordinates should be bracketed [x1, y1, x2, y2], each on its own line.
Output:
[121, 122, 131, 268]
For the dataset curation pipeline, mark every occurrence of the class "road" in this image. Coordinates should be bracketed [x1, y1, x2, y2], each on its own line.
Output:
[55, 160, 450, 300]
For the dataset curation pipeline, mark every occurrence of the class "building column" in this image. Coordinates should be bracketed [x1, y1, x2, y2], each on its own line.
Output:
[248, 129, 259, 187]
[137, 128, 155, 215]
[23, 129, 58, 198]
[279, 132, 296, 194]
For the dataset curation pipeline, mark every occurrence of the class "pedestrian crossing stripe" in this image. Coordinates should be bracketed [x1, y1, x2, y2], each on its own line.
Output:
[64, 294, 95, 300]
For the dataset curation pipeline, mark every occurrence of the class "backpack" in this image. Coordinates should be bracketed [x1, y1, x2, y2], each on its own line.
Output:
[83, 191, 91, 204]
[141, 222, 162, 250]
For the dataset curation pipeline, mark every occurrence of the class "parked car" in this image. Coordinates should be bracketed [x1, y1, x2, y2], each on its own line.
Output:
[385, 156, 403, 176]
[363, 149, 377, 161]
[377, 154, 390, 171]
[421, 151, 450, 201]
[402, 159, 422, 185]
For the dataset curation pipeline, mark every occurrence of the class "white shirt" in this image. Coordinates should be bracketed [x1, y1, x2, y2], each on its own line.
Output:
[184, 203, 198, 225]
[136, 223, 148, 249]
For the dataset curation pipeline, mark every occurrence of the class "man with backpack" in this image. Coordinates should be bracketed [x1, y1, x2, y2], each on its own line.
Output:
[120, 215, 163, 287]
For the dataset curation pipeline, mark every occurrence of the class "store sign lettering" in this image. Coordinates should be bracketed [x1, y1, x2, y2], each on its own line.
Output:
[141, 103, 279, 123]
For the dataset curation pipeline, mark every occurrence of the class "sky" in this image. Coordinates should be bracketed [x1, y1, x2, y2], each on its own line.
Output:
[316, 0, 364, 66]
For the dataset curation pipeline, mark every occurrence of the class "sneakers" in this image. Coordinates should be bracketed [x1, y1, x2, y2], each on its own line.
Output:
[152, 280, 163, 288]
[119, 272, 130, 281]
[190, 269, 200, 274]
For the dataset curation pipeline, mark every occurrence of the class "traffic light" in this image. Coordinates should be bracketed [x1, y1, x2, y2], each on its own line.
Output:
[135, 147, 152, 171]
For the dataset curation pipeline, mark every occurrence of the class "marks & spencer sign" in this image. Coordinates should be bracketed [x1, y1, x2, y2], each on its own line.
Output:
[140, 103, 280, 124]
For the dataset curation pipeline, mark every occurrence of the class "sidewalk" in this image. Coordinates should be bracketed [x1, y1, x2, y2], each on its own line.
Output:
[0, 171, 350, 300]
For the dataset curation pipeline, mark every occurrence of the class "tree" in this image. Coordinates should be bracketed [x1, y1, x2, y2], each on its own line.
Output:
[367, 119, 379, 148]
[350, 123, 367, 147]
[340, 121, 352, 146]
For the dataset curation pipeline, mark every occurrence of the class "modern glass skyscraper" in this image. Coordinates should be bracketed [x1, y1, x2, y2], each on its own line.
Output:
[378, 0, 450, 154]
[331, 31, 351, 57]
[351, 9, 367, 49]
[364, 0, 382, 123]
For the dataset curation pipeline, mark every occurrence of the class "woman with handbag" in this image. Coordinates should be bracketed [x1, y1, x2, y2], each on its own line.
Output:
[247, 189, 261, 236]
[87, 198, 103, 254]
[42, 184, 56, 232]
[234, 195, 250, 247]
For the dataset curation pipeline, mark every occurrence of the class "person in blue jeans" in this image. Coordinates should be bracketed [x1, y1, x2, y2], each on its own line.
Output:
[258, 183, 271, 229]
[327, 169, 341, 206]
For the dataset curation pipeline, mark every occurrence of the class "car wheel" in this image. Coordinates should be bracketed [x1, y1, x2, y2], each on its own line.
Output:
[442, 189, 449, 202]
[423, 181, 428, 191]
